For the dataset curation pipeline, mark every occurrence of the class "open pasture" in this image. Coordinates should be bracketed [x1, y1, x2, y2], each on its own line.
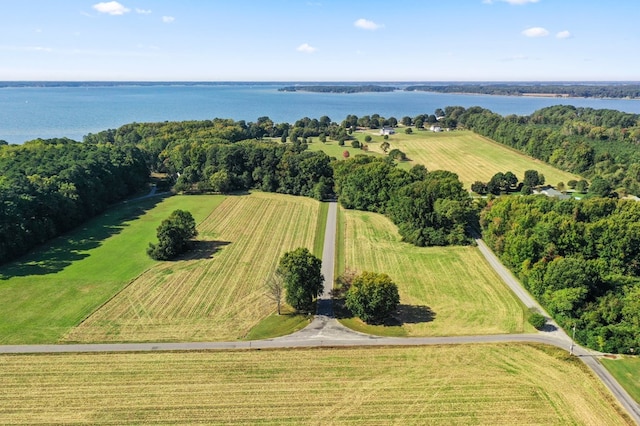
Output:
[356, 129, 581, 187]
[339, 208, 531, 336]
[602, 356, 640, 404]
[64, 192, 321, 343]
[0, 344, 631, 425]
[0, 194, 224, 344]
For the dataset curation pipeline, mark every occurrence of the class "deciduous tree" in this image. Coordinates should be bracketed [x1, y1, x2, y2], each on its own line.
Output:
[278, 248, 324, 312]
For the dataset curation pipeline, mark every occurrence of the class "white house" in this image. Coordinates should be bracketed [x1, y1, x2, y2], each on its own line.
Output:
[380, 127, 395, 136]
[429, 125, 442, 132]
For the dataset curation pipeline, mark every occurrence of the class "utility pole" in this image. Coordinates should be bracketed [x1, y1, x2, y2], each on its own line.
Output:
[569, 324, 576, 356]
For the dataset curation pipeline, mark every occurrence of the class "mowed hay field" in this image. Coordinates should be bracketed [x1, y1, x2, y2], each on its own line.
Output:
[357, 130, 581, 187]
[0, 194, 225, 344]
[64, 192, 320, 342]
[340, 208, 530, 336]
[0, 344, 632, 425]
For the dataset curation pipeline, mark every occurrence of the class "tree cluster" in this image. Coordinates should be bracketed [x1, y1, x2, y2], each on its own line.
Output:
[147, 210, 198, 260]
[0, 138, 148, 265]
[481, 196, 640, 353]
[334, 157, 476, 246]
[278, 248, 324, 313]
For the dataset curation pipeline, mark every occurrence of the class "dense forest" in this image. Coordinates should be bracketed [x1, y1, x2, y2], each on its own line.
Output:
[482, 196, 640, 353]
[405, 84, 640, 99]
[0, 138, 148, 264]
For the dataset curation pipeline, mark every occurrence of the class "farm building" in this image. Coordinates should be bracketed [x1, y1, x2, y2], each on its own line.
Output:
[534, 186, 571, 200]
[380, 127, 395, 135]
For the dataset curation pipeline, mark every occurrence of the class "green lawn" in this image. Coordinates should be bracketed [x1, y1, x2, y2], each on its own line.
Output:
[601, 356, 640, 404]
[0, 194, 225, 344]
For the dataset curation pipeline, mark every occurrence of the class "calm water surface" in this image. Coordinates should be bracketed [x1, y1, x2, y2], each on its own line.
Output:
[2, 84, 640, 144]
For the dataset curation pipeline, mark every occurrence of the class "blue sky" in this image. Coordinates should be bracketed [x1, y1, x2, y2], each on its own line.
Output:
[1, 0, 638, 81]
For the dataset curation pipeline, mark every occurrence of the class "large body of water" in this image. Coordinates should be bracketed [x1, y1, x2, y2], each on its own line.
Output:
[2, 83, 640, 144]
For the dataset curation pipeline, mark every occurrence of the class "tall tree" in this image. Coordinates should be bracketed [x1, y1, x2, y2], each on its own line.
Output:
[147, 210, 198, 260]
[278, 248, 324, 312]
[345, 271, 400, 324]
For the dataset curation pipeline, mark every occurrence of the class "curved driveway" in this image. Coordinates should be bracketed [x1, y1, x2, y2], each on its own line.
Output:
[0, 201, 638, 424]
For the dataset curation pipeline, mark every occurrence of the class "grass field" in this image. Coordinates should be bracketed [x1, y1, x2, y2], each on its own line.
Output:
[338, 208, 532, 336]
[306, 139, 382, 160]
[0, 194, 225, 344]
[64, 192, 321, 343]
[602, 356, 640, 404]
[0, 344, 631, 425]
[354, 129, 581, 187]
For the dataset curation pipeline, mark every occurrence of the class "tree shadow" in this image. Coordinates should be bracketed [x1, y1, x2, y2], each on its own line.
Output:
[179, 240, 231, 260]
[0, 195, 168, 280]
[394, 304, 436, 324]
[332, 299, 436, 326]
[540, 323, 558, 333]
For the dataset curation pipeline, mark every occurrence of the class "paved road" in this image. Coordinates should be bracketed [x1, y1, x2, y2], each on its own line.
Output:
[0, 201, 638, 424]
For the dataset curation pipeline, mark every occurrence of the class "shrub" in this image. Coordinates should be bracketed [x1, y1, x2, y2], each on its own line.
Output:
[528, 312, 547, 330]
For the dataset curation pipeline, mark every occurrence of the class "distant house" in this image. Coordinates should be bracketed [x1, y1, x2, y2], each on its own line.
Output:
[534, 186, 571, 200]
[429, 125, 442, 132]
[380, 127, 395, 136]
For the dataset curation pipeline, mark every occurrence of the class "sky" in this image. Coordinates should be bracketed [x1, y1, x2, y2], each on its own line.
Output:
[1, 0, 638, 81]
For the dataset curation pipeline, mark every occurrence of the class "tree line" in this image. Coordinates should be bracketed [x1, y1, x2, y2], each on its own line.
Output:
[456, 105, 640, 195]
[481, 195, 640, 353]
[0, 138, 148, 264]
[405, 84, 640, 99]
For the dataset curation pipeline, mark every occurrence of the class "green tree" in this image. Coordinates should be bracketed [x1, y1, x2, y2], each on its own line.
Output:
[147, 210, 198, 260]
[278, 248, 324, 312]
[364, 135, 372, 143]
[345, 271, 400, 324]
[380, 141, 390, 153]
[576, 179, 589, 193]
[471, 181, 487, 195]
[209, 169, 233, 193]
[523, 169, 544, 187]
[404, 127, 413, 134]
[588, 177, 613, 197]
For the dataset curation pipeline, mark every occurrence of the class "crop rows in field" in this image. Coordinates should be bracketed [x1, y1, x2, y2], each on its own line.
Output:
[0, 344, 630, 425]
[64, 192, 320, 343]
[341, 208, 528, 336]
[360, 130, 580, 187]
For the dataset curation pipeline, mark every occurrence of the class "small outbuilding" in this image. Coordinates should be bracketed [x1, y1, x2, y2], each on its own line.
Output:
[380, 127, 395, 136]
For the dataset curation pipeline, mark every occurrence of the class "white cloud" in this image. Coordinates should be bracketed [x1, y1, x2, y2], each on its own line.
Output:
[522, 27, 549, 37]
[0, 45, 53, 53]
[136, 8, 152, 14]
[296, 43, 317, 53]
[162, 16, 175, 23]
[93, 1, 130, 15]
[354, 18, 384, 31]
[556, 30, 572, 39]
